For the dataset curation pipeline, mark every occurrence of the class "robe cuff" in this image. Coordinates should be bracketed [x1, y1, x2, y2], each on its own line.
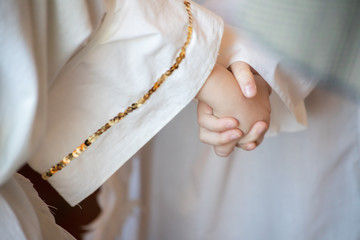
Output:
[29, 0, 224, 206]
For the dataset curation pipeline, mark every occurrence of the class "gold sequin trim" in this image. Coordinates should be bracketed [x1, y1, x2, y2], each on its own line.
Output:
[42, 1, 193, 180]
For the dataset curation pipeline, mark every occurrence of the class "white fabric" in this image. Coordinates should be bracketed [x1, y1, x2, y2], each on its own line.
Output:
[1, 0, 223, 206]
[85, 91, 360, 240]
[142, 95, 359, 240]
[0, 0, 223, 237]
[0, 0, 103, 186]
[0, 174, 75, 240]
[28, 0, 223, 206]
[0, 1, 104, 238]
[84, 156, 142, 240]
[83, 1, 360, 239]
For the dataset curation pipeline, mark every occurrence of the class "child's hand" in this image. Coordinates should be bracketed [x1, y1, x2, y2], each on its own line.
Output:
[229, 61, 258, 98]
[196, 63, 271, 156]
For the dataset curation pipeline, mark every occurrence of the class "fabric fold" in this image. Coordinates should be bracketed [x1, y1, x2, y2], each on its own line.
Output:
[28, 0, 224, 206]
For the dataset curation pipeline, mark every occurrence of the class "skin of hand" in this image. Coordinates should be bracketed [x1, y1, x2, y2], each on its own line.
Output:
[196, 63, 271, 156]
[230, 61, 258, 98]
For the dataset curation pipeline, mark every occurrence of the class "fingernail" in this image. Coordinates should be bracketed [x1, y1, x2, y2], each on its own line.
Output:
[245, 143, 256, 150]
[257, 127, 266, 134]
[225, 121, 237, 129]
[244, 85, 256, 97]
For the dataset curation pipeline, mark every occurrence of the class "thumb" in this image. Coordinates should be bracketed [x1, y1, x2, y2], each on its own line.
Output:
[230, 61, 257, 98]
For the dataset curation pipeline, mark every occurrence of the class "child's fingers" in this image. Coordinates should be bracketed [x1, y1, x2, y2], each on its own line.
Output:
[199, 127, 243, 146]
[230, 61, 257, 98]
[255, 134, 265, 146]
[237, 142, 257, 151]
[237, 121, 268, 146]
[197, 100, 239, 132]
[214, 141, 238, 157]
[237, 132, 266, 150]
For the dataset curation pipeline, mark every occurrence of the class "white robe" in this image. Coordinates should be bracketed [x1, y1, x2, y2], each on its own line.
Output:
[83, 1, 360, 240]
[0, 0, 223, 238]
[0, 174, 74, 240]
[86, 90, 360, 240]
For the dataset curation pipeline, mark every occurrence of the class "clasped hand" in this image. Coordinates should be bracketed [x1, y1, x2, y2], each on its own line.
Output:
[196, 61, 271, 156]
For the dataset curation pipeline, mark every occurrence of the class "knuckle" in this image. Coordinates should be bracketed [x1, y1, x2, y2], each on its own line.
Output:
[197, 115, 207, 127]
[198, 129, 216, 145]
[198, 131, 207, 143]
[218, 135, 230, 145]
[199, 136, 207, 144]
[233, 68, 251, 79]
[214, 139, 223, 146]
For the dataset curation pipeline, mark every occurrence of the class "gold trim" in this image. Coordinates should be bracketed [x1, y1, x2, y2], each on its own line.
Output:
[42, 1, 193, 180]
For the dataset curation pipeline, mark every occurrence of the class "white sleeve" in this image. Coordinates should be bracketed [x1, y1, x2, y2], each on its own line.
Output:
[0, 0, 100, 186]
[28, 0, 224, 206]
[218, 25, 318, 135]
[0, 0, 38, 186]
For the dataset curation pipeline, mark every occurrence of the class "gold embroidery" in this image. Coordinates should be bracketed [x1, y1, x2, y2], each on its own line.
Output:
[42, 1, 193, 180]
